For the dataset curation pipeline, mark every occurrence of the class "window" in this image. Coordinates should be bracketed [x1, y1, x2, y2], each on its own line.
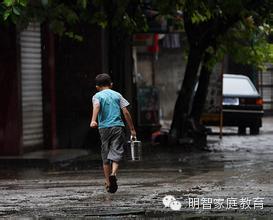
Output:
[223, 76, 258, 96]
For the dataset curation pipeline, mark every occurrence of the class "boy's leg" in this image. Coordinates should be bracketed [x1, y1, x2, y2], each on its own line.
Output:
[98, 128, 112, 189]
[103, 162, 111, 186]
[107, 127, 125, 171]
[106, 127, 125, 193]
[111, 161, 119, 176]
[109, 160, 118, 193]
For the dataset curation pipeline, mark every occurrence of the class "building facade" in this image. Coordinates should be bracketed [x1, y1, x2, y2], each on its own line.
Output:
[0, 23, 133, 156]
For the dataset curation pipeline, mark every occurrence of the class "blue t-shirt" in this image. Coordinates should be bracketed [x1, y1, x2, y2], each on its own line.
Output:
[92, 89, 129, 129]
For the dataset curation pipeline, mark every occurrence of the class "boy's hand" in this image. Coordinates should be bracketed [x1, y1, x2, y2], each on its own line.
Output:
[90, 121, 98, 128]
[130, 129, 137, 139]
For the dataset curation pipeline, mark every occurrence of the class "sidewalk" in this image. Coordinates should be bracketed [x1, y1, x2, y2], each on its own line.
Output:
[0, 144, 155, 170]
[1, 116, 272, 170]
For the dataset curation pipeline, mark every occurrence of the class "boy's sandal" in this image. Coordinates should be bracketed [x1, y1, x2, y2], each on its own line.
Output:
[108, 175, 118, 193]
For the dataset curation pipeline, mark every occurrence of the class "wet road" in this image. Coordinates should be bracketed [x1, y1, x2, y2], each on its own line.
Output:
[0, 118, 273, 219]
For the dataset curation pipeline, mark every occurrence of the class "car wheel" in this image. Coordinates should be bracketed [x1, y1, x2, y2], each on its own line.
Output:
[238, 126, 246, 135]
[250, 126, 259, 135]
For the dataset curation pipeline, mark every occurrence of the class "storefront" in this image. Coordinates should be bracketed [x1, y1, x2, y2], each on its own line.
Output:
[0, 22, 55, 155]
[20, 22, 44, 150]
[259, 64, 273, 114]
[0, 23, 108, 155]
[132, 33, 186, 138]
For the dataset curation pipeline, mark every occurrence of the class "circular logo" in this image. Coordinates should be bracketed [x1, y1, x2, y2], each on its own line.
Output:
[170, 200, 182, 211]
[162, 195, 176, 207]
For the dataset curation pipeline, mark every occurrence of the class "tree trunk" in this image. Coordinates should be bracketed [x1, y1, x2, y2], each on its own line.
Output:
[190, 51, 213, 124]
[170, 46, 203, 141]
[179, 51, 214, 150]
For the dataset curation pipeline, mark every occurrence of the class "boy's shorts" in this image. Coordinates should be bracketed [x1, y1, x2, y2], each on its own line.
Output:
[99, 126, 125, 164]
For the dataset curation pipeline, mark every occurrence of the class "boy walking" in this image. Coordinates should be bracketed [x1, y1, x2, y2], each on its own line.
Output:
[90, 73, 136, 193]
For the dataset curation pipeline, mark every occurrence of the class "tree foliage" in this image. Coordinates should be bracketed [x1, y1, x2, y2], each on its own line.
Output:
[2, 0, 273, 65]
[0, 0, 149, 41]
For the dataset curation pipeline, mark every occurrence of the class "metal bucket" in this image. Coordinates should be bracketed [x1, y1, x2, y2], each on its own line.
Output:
[125, 140, 142, 161]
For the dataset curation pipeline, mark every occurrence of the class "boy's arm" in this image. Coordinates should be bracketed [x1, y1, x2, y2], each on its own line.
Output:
[121, 107, 136, 138]
[90, 103, 100, 128]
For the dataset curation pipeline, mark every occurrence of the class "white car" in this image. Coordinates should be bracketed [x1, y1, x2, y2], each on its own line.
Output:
[222, 74, 263, 134]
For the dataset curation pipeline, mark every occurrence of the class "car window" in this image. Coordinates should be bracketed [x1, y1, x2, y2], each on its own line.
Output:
[223, 77, 258, 96]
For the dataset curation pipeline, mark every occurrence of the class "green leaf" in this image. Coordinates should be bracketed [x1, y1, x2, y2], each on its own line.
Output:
[41, 0, 48, 7]
[98, 20, 107, 28]
[50, 20, 65, 35]
[3, 10, 10, 20]
[65, 32, 74, 38]
[12, 6, 20, 15]
[65, 9, 79, 23]
[19, 0, 27, 7]
[77, 0, 87, 9]
[64, 32, 83, 42]
[3, 0, 13, 7]
[74, 34, 83, 41]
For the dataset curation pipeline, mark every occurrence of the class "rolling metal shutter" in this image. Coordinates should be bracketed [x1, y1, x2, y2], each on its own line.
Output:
[20, 22, 44, 147]
[259, 64, 273, 112]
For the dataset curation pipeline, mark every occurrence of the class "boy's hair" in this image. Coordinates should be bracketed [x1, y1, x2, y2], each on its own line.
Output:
[95, 73, 112, 87]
